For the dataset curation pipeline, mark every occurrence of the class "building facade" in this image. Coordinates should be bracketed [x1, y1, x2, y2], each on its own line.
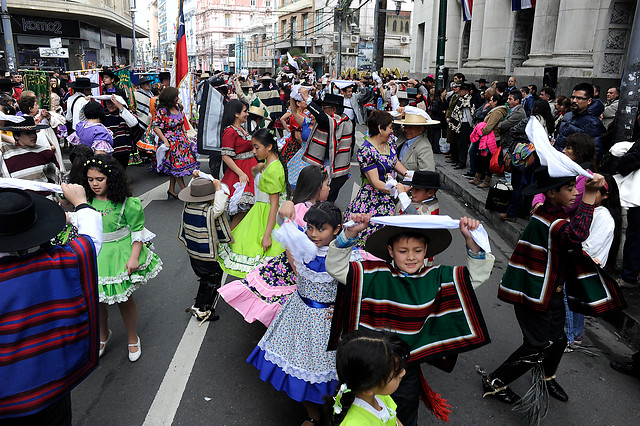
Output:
[158, 0, 178, 67]
[410, 0, 634, 93]
[2, 0, 148, 70]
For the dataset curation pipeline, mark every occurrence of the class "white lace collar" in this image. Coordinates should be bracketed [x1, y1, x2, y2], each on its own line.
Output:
[351, 396, 395, 422]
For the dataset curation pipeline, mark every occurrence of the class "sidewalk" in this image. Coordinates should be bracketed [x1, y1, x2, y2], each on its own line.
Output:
[434, 152, 640, 350]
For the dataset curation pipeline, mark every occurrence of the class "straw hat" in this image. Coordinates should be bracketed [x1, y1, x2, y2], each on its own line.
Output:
[248, 105, 269, 119]
[394, 113, 440, 126]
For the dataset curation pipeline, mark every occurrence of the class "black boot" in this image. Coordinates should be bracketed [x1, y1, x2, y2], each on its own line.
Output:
[481, 376, 522, 405]
[545, 378, 568, 402]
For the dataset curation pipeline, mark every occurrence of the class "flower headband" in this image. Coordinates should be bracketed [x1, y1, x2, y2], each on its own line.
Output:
[84, 158, 112, 174]
[333, 383, 351, 414]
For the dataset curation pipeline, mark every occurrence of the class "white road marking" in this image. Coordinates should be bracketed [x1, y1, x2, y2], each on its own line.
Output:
[142, 317, 210, 426]
[139, 181, 171, 209]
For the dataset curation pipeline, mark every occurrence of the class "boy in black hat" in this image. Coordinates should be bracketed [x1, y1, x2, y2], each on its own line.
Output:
[482, 167, 624, 422]
[65, 77, 99, 131]
[0, 116, 61, 184]
[99, 68, 128, 105]
[395, 171, 444, 216]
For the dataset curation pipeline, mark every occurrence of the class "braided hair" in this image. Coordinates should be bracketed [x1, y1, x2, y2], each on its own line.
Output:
[252, 127, 292, 199]
[82, 154, 132, 204]
[321, 329, 410, 425]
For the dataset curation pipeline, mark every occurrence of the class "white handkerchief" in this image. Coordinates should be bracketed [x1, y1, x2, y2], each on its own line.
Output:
[0, 178, 62, 193]
[272, 219, 317, 263]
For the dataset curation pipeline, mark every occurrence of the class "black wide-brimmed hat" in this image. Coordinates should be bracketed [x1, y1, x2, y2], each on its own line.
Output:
[178, 178, 218, 202]
[0, 188, 66, 251]
[99, 68, 120, 83]
[404, 171, 450, 190]
[522, 166, 576, 196]
[137, 74, 154, 85]
[67, 77, 99, 90]
[317, 93, 352, 109]
[0, 115, 49, 132]
[159, 71, 171, 81]
[0, 78, 20, 92]
[365, 225, 452, 262]
[476, 78, 488, 84]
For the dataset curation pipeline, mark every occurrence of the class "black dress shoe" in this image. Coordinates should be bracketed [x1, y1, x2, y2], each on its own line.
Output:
[545, 378, 569, 402]
[482, 378, 521, 405]
[453, 164, 466, 170]
[462, 172, 474, 178]
[610, 360, 640, 377]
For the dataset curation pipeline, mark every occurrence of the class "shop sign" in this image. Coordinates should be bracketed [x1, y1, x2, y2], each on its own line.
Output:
[39, 47, 69, 58]
[12, 15, 80, 38]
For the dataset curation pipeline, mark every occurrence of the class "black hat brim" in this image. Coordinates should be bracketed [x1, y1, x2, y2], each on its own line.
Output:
[0, 123, 50, 132]
[99, 71, 120, 83]
[137, 78, 153, 85]
[0, 193, 66, 251]
[365, 226, 452, 262]
[521, 175, 576, 196]
[68, 81, 99, 89]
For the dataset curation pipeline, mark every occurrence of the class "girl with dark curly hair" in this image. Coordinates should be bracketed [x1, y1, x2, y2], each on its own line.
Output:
[83, 155, 163, 362]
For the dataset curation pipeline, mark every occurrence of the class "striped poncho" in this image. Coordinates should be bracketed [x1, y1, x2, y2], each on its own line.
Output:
[328, 259, 490, 364]
[0, 236, 99, 419]
[498, 207, 625, 314]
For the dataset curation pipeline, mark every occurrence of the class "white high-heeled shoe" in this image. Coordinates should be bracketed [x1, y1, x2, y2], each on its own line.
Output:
[99, 329, 112, 358]
[128, 336, 141, 362]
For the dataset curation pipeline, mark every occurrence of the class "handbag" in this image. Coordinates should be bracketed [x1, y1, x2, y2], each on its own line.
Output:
[489, 148, 504, 174]
[439, 137, 450, 154]
[485, 182, 512, 213]
[510, 142, 536, 171]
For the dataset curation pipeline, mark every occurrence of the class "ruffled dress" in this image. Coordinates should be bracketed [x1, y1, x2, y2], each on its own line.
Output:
[344, 139, 398, 248]
[71, 121, 114, 153]
[286, 114, 313, 189]
[221, 125, 258, 213]
[89, 197, 163, 304]
[246, 246, 339, 404]
[154, 108, 199, 176]
[218, 160, 286, 278]
[218, 201, 312, 327]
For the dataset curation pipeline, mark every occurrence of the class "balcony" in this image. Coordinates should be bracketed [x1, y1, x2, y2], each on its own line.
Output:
[277, 0, 312, 14]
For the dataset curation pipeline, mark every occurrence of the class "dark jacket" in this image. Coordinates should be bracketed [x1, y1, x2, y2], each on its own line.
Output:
[554, 100, 606, 153]
[617, 139, 640, 176]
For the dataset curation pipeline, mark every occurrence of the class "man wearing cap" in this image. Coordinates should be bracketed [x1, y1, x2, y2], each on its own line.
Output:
[395, 113, 436, 172]
[99, 68, 128, 106]
[65, 77, 99, 132]
[0, 182, 102, 424]
[299, 88, 353, 202]
[135, 75, 154, 131]
[476, 78, 488, 96]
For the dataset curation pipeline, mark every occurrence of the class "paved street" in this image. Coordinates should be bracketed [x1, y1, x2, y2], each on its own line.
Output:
[69, 155, 640, 426]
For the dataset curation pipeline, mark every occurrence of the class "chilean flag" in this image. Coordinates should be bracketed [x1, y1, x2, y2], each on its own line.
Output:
[461, 0, 473, 21]
[174, 0, 188, 87]
[512, 0, 536, 10]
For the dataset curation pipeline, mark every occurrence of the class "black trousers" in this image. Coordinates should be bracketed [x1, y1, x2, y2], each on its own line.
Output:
[328, 174, 349, 203]
[491, 291, 567, 385]
[455, 123, 472, 167]
[189, 258, 224, 311]
[0, 393, 71, 426]
[208, 151, 222, 180]
[391, 363, 421, 426]
[113, 151, 129, 170]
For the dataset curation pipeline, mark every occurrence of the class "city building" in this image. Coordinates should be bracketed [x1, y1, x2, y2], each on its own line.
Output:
[158, 0, 179, 67]
[410, 0, 631, 92]
[195, 0, 269, 72]
[272, 0, 412, 77]
[184, 0, 198, 70]
[2, 0, 148, 70]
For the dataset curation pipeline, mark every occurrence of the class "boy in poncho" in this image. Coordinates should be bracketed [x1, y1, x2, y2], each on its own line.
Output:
[482, 166, 624, 423]
[326, 213, 494, 426]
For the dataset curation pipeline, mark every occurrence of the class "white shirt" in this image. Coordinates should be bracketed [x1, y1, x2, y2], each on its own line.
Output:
[582, 205, 615, 265]
[66, 93, 88, 129]
[343, 97, 355, 120]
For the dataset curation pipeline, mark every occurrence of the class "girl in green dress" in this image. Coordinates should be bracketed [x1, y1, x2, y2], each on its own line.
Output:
[83, 155, 163, 362]
[218, 128, 290, 278]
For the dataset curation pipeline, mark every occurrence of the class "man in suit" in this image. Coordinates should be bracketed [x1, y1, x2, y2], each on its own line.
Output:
[395, 113, 436, 172]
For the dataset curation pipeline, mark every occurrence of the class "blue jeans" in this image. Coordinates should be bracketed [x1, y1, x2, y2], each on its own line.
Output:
[621, 206, 640, 283]
[563, 289, 584, 344]
[468, 142, 478, 174]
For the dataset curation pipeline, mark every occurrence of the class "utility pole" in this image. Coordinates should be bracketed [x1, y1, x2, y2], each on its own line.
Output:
[435, 0, 447, 91]
[614, 0, 640, 143]
[372, 0, 380, 72]
[130, 0, 137, 68]
[337, 6, 343, 76]
[1, 0, 17, 72]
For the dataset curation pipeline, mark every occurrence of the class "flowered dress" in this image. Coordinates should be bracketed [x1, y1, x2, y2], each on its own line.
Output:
[221, 125, 258, 212]
[246, 246, 339, 404]
[154, 107, 199, 176]
[89, 197, 163, 304]
[218, 201, 312, 327]
[286, 113, 313, 189]
[218, 160, 286, 278]
[344, 139, 398, 247]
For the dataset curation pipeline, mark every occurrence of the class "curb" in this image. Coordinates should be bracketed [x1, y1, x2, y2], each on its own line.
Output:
[434, 153, 640, 350]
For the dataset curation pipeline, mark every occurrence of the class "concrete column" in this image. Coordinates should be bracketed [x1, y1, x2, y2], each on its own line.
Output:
[464, 0, 485, 67]
[444, 0, 461, 69]
[475, 0, 511, 69]
[522, 0, 561, 67]
[549, 0, 600, 67]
